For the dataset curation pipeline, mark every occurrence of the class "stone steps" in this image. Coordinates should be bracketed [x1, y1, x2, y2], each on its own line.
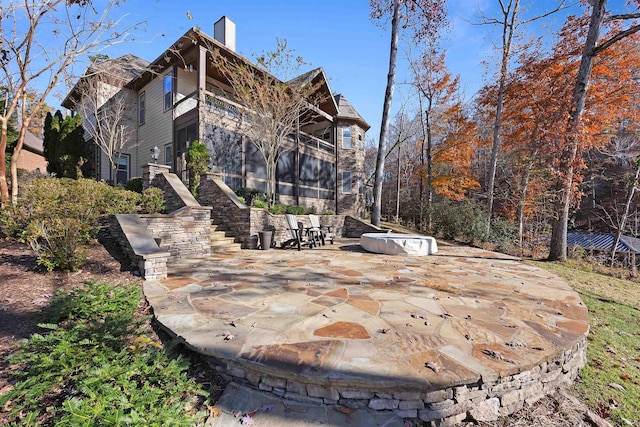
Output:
[210, 228, 242, 253]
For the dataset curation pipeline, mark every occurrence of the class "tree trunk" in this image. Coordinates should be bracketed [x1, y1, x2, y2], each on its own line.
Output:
[425, 106, 433, 230]
[548, 0, 607, 261]
[517, 155, 536, 255]
[372, 0, 400, 227]
[0, 119, 9, 207]
[486, 0, 520, 236]
[395, 145, 400, 222]
[610, 157, 640, 267]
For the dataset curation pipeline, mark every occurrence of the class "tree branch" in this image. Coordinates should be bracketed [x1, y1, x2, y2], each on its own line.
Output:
[594, 24, 640, 55]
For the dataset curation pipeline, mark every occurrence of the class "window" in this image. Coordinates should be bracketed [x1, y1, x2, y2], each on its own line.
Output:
[163, 74, 173, 111]
[342, 127, 352, 149]
[138, 92, 145, 125]
[358, 130, 364, 149]
[342, 170, 352, 194]
[358, 174, 364, 194]
[164, 144, 173, 167]
[114, 154, 130, 184]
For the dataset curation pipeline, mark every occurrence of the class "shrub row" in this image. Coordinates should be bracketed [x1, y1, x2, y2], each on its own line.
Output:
[234, 188, 332, 215]
[428, 201, 517, 251]
[0, 178, 164, 271]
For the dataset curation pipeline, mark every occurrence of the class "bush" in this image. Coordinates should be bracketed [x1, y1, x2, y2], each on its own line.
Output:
[487, 218, 517, 252]
[269, 203, 287, 215]
[431, 201, 486, 242]
[185, 140, 209, 198]
[0, 178, 140, 271]
[140, 187, 165, 214]
[285, 205, 306, 215]
[124, 177, 144, 193]
[0, 281, 209, 425]
[252, 199, 268, 209]
[235, 188, 266, 206]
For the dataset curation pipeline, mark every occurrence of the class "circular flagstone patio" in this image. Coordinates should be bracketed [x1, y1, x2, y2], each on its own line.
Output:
[143, 240, 589, 424]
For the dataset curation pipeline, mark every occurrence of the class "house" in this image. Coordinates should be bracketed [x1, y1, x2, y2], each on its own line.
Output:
[62, 16, 369, 216]
[15, 130, 47, 173]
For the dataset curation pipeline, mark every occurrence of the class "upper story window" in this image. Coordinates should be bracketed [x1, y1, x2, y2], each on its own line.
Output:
[163, 74, 173, 111]
[342, 127, 352, 149]
[138, 92, 146, 125]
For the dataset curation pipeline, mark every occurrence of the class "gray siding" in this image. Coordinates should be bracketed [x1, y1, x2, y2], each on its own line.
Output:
[137, 67, 174, 175]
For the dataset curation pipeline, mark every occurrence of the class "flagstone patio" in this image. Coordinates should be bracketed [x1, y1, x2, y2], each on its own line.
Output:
[143, 240, 589, 424]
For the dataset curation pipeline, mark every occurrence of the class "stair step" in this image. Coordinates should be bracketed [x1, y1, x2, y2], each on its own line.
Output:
[210, 239, 237, 247]
[211, 245, 242, 253]
[210, 230, 228, 239]
[210, 246, 242, 252]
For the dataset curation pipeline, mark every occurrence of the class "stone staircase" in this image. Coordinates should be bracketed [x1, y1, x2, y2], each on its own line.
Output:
[210, 224, 242, 253]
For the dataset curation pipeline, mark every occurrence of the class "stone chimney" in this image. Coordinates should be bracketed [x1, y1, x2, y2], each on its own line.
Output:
[214, 16, 236, 52]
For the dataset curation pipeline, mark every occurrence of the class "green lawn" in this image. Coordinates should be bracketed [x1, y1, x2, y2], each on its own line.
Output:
[536, 261, 640, 426]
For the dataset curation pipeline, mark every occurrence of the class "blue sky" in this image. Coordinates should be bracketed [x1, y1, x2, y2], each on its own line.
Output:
[60, 0, 588, 140]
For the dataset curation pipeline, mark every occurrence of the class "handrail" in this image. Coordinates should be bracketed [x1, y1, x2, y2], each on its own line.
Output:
[204, 91, 244, 120]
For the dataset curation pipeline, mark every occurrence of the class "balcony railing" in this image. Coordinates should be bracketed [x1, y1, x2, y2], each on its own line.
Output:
[299, 131, 335, 154]
[204, 91, 243, 120]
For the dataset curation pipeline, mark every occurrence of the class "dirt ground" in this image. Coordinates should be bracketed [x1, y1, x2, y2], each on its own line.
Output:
[0, 233, 609, 426]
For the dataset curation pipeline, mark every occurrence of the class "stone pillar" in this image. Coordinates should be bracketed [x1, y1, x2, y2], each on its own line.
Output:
[142, 163, 171, 190]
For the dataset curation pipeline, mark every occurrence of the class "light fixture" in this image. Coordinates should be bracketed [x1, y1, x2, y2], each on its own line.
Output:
[151, 146, 160, 162]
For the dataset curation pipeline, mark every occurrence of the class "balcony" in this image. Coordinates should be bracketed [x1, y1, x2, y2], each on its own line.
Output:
[204, 91, 243, 120]
[299, 131, 335, 154]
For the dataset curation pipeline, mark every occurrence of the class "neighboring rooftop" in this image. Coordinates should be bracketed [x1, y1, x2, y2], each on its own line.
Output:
[23, 130, 43, 155]
[567, 231, 640, 254]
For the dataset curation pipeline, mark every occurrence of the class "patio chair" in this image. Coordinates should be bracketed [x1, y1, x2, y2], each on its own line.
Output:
[281, 214, 315, 251]
[309, 214, 334, 245]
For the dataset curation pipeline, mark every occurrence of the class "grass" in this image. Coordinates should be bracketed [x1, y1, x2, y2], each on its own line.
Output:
[0, 281, 212, 426]
[535, 261, 640, 426]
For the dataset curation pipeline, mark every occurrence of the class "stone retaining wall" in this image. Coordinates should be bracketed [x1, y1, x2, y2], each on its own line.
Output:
[343, 215, 387, 237]
[199, 174, 252, 245]
[199, 174, 374, 246]
[203, 337, 586, 425]
[110, 215, 171, 280]
[140, 206, 212, 259]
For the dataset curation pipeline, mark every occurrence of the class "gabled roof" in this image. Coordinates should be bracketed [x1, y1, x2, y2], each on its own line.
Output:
[567, 232, 640, 254]
[23, 130, 43, 155]
[62, 54, 149, 109]
[334, 94, 370, 131]
[288, 67, 339, 117]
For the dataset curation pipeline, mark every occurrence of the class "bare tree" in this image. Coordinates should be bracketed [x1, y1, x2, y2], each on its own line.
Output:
[0, 0, 139, 205]
[369, 0, 448, 227]
[72, 57, 143, 185]
[210, 39, 324, 206]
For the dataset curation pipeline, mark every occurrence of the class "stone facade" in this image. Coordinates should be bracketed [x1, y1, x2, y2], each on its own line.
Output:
[336, 121, 366, 217]
[204, 337, 587, 424]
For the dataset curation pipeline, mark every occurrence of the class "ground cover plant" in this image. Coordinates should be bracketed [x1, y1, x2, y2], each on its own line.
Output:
[0, 280, 211, 426]
[538, 261, 640, 426]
